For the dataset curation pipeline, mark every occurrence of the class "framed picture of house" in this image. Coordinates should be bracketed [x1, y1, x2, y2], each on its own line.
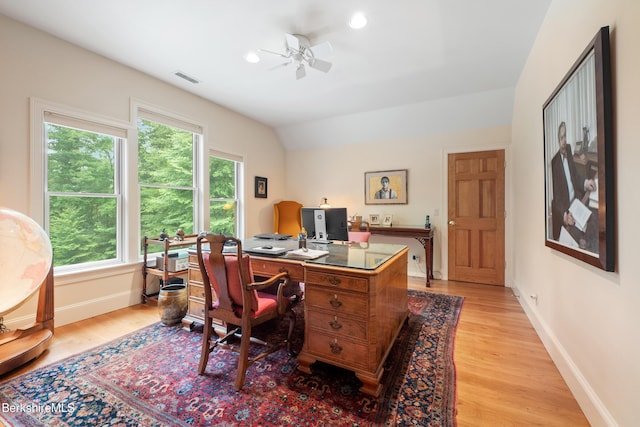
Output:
[364, 169, 408, 205]
[542, 26, 614, 271]
[255, 176, 267, 198]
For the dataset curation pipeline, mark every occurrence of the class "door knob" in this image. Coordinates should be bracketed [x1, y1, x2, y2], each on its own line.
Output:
[448, 220, 455, 226]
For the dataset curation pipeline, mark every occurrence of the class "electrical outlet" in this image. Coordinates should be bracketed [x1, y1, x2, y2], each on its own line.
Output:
[412, 255, 419, 262]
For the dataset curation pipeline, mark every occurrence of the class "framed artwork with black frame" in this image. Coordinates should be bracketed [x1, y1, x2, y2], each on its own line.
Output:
[254, 176, 267, 198]
[543, 26, 614, 271]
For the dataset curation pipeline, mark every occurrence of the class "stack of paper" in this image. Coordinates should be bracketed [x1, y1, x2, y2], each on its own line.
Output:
[286, 248, 329, 260]
[569, 198, 591, 232]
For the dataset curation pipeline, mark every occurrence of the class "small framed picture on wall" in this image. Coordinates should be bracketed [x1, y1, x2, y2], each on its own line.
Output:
[255, 176, 267, 198]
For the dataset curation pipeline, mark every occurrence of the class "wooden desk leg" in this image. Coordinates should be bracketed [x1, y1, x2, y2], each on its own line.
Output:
[416, 237, 432, 287]
[297, 353, 315, 375]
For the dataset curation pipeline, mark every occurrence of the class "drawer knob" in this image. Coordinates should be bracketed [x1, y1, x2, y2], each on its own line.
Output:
[329, 295, 342, 308]
[328, 276, 342, 286]
[329, 316, 342, 330]
[330, 339, 343, 354]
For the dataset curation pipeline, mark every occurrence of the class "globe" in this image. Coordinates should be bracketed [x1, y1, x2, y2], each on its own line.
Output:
[0, 208, 53, 317]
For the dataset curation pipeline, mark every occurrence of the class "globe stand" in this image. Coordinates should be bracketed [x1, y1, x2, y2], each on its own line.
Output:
[0, 264, 54, 376]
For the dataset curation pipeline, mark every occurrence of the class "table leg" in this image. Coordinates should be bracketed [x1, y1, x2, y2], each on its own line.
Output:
[416, 237, 433, 287]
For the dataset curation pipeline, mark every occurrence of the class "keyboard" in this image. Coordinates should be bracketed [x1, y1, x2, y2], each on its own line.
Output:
[253, 233, 291, 240]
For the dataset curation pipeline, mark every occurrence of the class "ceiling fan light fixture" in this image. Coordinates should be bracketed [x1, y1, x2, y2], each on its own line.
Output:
[349, 12, 367, 29]
[261, 33, 332, 80]
[244, 51, 260, 63]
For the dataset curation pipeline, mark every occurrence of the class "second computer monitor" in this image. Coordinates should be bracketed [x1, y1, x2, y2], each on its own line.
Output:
[301, 207, 349, 242]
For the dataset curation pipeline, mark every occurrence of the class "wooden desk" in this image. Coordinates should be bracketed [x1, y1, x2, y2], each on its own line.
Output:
[369, 225, 434, 286]
[185, 240, 409, 397]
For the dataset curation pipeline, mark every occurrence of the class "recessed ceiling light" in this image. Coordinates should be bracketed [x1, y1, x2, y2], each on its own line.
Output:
[349, 12, 367, 29]
[244, 51, 260, 63]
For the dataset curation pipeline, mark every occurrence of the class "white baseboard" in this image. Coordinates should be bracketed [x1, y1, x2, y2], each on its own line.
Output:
[513, 284, 617, 427]
[3, 290, 140, 330]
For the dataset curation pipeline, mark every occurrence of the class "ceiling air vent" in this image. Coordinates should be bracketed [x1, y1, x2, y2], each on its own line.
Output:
[174, 71, 201, 84]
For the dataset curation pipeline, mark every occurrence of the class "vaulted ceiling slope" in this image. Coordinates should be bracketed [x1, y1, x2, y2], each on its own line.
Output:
[0, 0, 551, 149]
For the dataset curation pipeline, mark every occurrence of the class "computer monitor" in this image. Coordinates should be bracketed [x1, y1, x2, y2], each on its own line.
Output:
[301, 207, 349, 242]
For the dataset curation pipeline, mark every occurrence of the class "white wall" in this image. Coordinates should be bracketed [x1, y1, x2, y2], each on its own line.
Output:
[512, 0, 640, 425]
[0, 15, 286, 327]
[285, 125, 512, 281]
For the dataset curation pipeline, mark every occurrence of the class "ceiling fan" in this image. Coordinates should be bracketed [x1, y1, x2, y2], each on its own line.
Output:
[260, 33, 333, 80]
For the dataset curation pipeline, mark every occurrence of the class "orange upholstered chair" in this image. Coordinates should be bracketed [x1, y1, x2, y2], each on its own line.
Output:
[348, 221, 371, 243]
[196, 233, 296, 391]
[273, 200, 303, 236]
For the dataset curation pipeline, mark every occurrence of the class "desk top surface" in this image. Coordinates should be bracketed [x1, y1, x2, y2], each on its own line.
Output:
[244, 238, 407, 270]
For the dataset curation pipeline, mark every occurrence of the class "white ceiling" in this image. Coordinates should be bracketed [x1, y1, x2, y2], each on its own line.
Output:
[0, 0, 551, 149]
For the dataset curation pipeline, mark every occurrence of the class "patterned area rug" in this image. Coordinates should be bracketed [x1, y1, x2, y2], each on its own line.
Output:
[0, 290, 463, 426]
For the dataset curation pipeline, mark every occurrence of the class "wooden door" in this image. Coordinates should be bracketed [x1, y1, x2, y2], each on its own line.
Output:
[448, 150, 505, 286]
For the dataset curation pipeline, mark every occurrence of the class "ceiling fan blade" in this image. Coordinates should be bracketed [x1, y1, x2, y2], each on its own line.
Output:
[258, 48, 289, 58]
[296, 63, 306, 80]
[309, 58, 332, 73]
[309, 41, 332, 57]
[285, 33, 300, 52]
[269, 60, 292, 71]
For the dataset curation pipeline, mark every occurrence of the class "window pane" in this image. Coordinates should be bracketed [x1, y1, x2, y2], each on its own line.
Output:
[210, 200, 236, 236]
[138, 119, 193, 187]
[140, 187, 194, 241]
[210, 157, 235, 198]
[46, 124, 115, 193]
[49, 196, 117, 267]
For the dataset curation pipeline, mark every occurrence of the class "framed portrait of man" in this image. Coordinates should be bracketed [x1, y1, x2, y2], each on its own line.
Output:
[542, 26, 614, 271]
[364, 169, 408, 205]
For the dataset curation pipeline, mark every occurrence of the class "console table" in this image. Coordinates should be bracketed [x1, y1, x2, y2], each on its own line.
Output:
[369, 225, 434, 286]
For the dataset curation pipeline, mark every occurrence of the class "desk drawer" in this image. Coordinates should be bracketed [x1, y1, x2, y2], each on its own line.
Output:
[251, 259, 304, 282]
[306, 271, 368, 292]
[307, 310, 367, 340]
[305, 288, 367, 317]
[188, 299, 206, 321]
[307, 332, 368, 369]
[189, 266, 203, 283]
[188, 253, 198, 264]
[189, 282, 206, 300]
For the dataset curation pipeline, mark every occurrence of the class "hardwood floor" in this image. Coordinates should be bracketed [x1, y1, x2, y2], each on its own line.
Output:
[415, 279, 589, 427]
[2, 279, 588, 426]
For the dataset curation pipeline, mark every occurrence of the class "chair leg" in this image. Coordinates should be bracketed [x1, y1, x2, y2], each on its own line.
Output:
[234, 323, 252, 391]
[198, 317, 213, 375]
[286, 309, 296, 356]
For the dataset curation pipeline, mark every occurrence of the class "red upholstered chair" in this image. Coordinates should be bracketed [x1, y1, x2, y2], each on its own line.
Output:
[196, 233, 296, 391]
[273, 200, 303, 236]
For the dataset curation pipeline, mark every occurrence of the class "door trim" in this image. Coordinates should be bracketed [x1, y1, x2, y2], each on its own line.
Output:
[441, 144, 512, 286]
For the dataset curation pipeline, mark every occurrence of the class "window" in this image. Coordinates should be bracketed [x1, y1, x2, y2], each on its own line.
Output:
[32, 100, 208, 269]
[209, 153, 242, 236]
[137, 110, 202, 250]
[41, 111, 125, 268]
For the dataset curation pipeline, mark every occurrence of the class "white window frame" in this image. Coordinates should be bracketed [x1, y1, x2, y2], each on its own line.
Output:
[209, 150, 245, 238]
[30, 98, 132, 272]
[133, 101, 205, 247]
